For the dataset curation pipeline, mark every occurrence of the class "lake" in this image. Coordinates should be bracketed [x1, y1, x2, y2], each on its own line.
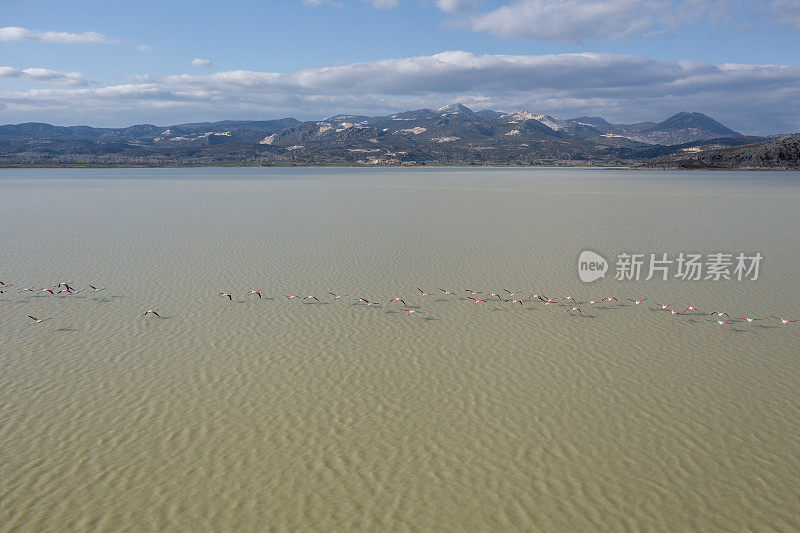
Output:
[1, 167, 799, 531]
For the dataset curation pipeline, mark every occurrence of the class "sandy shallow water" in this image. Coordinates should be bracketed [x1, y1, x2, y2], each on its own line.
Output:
[1, 168, 799, 531]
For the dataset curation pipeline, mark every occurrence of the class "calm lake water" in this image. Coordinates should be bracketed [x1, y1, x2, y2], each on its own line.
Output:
[1, 167, 799, 531]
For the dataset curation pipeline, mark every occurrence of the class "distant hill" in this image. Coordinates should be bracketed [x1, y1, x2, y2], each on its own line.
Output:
[0, 105, 766, 167]
[641, 136, 800, 169]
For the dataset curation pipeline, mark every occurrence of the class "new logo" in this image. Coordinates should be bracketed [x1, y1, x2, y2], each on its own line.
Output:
[578, 250, 608, 282]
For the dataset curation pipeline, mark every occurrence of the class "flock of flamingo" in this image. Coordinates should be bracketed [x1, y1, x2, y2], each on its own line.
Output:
[3, 279, 796, 329]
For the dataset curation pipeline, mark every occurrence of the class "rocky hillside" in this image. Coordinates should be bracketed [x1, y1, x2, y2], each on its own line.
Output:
[641, 136, 800, 169]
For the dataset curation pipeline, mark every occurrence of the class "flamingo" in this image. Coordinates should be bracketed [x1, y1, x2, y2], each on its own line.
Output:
[708, 320, 731, 326]
[567, 307, 582, 314]
[219, 292, 232, 300]
[143, 309, 160, 317]
[465, 289, 481, 296]
[602, 297, 618, 303]
[286, 294, 301, 299]
[505, 299, 523, 305]
[684, 306, 700, 313]
[668, 309, 684, 316]
[329, 293, 347, 300]
[418, 288, 434, 296]
[402, 308, 421, 314]
[19, 288, 35, 293]
[39, 288, 54, 295]
[737, 317, 760, 323]
[303, 295, 319, 301]
[770, 316, 797, 325]
[562, 296, 578, 302]
[438, 289, 456, 295]
[468, 297, 486, 303]
[488, 292, 503, 300]
[247, 290, 262, 298]
[27, 315, 52, 324]
[710, 311, 729, 317]
[365, 301, 380, 306]
[655, 303, 671, 310]
[89, 285, 107, 292]
[628, 298, 647, 305]
[389, 297, 408, 306]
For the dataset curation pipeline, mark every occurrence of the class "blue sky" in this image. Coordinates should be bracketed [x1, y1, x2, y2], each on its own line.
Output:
[2, 0, 800, 133]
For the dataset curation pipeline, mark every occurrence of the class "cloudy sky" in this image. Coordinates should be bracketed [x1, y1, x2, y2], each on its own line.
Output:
[2, 0, 799, 134]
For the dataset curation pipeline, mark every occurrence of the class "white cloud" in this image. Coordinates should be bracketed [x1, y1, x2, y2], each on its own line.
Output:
[0, 26, 114, 44]
[436, 0, 464, 13]
[137, 44, 154, 53]
[770, 0, 800, 28]
[362, 0, 400, 9]
[432, 0, 751, 41]
[190, 58, 212, 68]
[1, 51, 798, 134]
[0, 66, 87, 86]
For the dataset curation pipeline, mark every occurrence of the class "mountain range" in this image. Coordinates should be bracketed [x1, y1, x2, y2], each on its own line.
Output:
[1, 104, 781, 168]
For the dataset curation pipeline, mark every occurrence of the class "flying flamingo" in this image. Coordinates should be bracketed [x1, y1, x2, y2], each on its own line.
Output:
[303, 295, 319, 301]
[89, 285, 106, 292]
[219, 292, 232, 300]
[27, 315, 52, 324]
[418, 288, 434, 296]
[329, 293, 347, 300]
[39, 288, 54, 295]
[710, 311, 729, 317]
[19, 288, 34, 293]
[402, 308, 421, 314]
[143, 309, 160, 317]
[286, 294, 301, 299]
[708, 320, 731, 326]
[668, 309, 684, 316]
[655, 303, 671, 310]
[439, 289, 456, 295]
[737, 317, 760, 323]
[628, 298, 647, 305]
[465, 289, 482, 296]
[562, 296, 578, 302]
[505, 299, 523, 305]
[468, 297, 486, 303]
[567, 307, 582, 314]
[602, 297, 618, 303]
[366, 301, 380, 306]
[389, 297, 408, 305]
[770, 316, 797, 325]
[684, 306, 701, 313]
[247, 290, 262, 298]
